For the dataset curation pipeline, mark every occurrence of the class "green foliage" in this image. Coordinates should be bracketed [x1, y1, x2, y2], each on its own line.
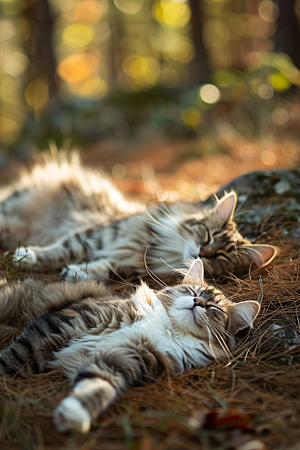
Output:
[1, 244, 32, 274]
[13, 51, 300, 154]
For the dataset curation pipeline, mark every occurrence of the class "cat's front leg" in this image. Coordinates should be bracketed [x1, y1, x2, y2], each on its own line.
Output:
[53, 363, 124, 433]
[14, 229, 93, 271]
[60, 265, 93, 281]
[60, 259, 110, 282]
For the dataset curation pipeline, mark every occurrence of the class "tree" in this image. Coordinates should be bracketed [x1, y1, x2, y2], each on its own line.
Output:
[24, 0, 58, 98]
[275, 0, 300, 68]
[188, 0, 210, 85]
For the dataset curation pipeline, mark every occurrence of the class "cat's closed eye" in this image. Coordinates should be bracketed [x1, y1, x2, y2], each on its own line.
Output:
[216, 251, 232, 261]
[197, 223, 211, 244]
[207, 305, 228, 316]
[187, 287, 197, 297]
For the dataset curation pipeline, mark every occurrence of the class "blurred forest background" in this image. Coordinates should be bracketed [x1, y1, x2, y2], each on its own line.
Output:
[1, 0, 300, 199]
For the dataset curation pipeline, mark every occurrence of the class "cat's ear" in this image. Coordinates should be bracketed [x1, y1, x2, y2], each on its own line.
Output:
[214, 192, 237, 223]
[243, 244, 277, 267]
[229, 300, 260, 335]
[183, 258, 204, 283]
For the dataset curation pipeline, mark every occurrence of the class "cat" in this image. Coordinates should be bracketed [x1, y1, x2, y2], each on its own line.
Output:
[0, 153, 276, 281]
[0, 259, 261, 433]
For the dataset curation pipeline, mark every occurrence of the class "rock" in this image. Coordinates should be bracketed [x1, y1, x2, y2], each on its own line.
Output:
[214, 168, 300, 361]
[216, 168, 300, 240]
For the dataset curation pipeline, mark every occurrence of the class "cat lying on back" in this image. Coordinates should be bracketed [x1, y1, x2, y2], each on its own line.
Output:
[0, 259, 261, 433]
[0, 153, 276, 281]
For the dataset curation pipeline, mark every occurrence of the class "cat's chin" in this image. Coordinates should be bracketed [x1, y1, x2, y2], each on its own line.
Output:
[192, 308, 207, 326]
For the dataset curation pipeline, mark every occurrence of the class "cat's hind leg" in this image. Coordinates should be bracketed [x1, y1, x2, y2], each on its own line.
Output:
[53, 345, 142, 433]
[53, 338, 174, 432]
[53, 363, 120, 433]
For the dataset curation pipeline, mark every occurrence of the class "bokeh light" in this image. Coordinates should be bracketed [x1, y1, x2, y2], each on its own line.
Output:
[258, 0, 279, 23]
[62, 23, 94, 49]
[181, 108, 201, 128]
[73, 1, 105, 22]
[1, 0, 300, 148]
[0, 117, 20, 145]
[199, 84, 221, 104]
[257, 84, 273, 99]
[25, 78, 49, 110]
[152, 0, 190, 28]
[114, 0, 144, 15]
[123, 55, 160, 88]
[57, 54, 94, 83]
[269, 72, 291, 92]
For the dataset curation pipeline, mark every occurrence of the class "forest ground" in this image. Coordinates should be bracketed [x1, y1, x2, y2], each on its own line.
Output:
[0, 135, 300, 450]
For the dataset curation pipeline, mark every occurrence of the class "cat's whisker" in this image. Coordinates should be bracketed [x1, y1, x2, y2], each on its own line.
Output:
[211, 332, 231, 358]
[207, 320, 231, 358]
[205, 325, 216, 360]
[143, 238, 185, 296]
[208, 318, 231, 338]
[142, 214, 174, 234]
[158, 258, 179, 272]
[234, 249, 243, 266]
[158, 250, 200, 276]
[158, 257, 197, 284]
[144, 238, 171, 290]
[143, 211, 186, 238]
[153, 204, 194, 243]
[233, 209, 252, 218]
[207, 318, 231, 339]
[215, 336, 231, 359]
[141, 218, 194, 257]
[205, 325, 228, 361]
[141, 213, 191, 247]
[161, 246, 196, 259]
[106, 262, 137, 288]
[233, 186, 253, 218]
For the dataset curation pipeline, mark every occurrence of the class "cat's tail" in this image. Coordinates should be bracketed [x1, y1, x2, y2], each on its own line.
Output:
[0, 277, 49, 329]
[0, 276, 111, 330]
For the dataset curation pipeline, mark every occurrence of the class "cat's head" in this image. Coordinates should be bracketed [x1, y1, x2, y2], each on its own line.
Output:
[150, 191, 277, 280]
[157, 258, 260, 362]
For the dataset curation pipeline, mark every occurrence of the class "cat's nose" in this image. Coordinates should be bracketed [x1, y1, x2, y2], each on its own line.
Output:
[199, 246, 214, 258]
[193, 298, 206, 308]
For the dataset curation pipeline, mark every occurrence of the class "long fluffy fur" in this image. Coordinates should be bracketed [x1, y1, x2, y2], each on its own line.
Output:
[0, 153, 276, 282]
[0, 260, 260, 433]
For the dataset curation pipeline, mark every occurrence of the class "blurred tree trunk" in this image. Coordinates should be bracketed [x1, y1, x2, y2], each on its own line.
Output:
[188, 0, 210, 85]
[275, 0, 300, 68]
[24, 0, 58, 98]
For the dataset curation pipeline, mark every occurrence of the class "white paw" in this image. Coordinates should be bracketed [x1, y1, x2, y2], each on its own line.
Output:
[53, 397, 91, 433]
[13, 247, 37, 264]
[60, 265, 92, 281]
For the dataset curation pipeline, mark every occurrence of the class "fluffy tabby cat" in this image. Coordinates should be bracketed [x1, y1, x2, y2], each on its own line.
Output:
[0, 259, 261, 433]
[0, 153, 276, 281]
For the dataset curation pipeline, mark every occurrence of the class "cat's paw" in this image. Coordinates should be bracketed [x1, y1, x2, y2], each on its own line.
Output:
[53, 397, 91, 433]
[13, 247, 37, 265]
[60, 265, 92, 281]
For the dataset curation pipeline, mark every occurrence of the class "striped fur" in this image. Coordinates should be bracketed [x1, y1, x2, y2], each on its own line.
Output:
[0, 153, 276, 282]
[0, 259, 260, 432]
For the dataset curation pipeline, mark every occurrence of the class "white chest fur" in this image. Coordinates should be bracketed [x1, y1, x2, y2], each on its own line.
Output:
[50, 289, 212, 379]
